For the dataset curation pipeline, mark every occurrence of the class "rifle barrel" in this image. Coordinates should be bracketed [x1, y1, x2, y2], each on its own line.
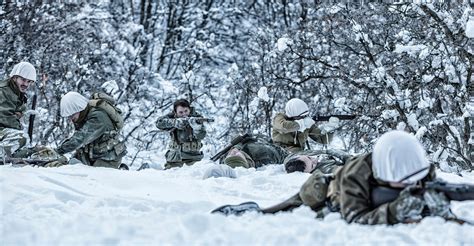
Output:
[312, 115, 357, 122]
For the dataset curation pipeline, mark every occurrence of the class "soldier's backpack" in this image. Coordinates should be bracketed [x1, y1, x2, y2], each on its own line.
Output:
[88, 92, 124, 130]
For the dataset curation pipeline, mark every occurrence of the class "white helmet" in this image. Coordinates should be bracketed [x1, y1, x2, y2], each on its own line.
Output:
[60, 92, 89, 117]
[9, 62, 37, 81]
[372, 130, 430, 184]
[285, 98, 309, 118]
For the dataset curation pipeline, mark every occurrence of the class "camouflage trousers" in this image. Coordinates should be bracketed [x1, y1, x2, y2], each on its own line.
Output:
[0, 128, 27, 157]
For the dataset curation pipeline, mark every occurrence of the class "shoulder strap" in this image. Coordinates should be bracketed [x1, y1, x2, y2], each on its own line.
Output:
[88, 99, 124, 130]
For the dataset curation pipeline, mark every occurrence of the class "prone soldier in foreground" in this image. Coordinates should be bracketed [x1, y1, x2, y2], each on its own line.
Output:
[213, 131, 472, 225]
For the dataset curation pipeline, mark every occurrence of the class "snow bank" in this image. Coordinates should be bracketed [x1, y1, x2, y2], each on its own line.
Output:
[1, 161, 473, 245]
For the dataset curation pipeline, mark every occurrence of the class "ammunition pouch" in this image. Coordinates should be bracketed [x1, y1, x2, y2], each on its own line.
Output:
[85, 131, 126, 158]
[169, 141, 203, 152]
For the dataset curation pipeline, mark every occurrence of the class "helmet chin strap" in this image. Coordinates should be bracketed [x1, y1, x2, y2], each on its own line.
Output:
[397, 166, 430, 184]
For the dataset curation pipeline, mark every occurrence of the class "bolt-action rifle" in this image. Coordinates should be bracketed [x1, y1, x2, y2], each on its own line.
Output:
[190, 117, 215, 123]
[0, 157, 58, 167]
[312, 114, 358, 122]
[371, 180, 474, 208]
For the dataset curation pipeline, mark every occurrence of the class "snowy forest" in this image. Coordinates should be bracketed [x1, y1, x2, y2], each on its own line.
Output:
[1, 1, 474, 170]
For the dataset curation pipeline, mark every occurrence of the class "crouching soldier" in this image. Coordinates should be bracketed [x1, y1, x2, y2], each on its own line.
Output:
[0, 62, 36, 157]
[156, 99, 208, 169]
[272, 98, 333, 153]
[55, 92, 127, 169]
[213, 131, 461, 225]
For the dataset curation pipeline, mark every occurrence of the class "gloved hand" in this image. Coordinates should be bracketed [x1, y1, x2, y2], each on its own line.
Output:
[388, 185, 426, 223]
[174, 118, 189, 129]
[188, 118, 203, 131]
[318, 116, 340, 134]
[423, 189, 455, 219]
[295, 117, 315, 132]
[30, 147, 59, 160]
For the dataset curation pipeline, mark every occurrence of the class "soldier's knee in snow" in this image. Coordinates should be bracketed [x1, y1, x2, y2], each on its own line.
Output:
[299, 170, 330, 210]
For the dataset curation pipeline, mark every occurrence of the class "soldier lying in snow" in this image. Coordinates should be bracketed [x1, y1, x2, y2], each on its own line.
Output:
[203, 134, 351, 178]
[213, 131, 469, 225]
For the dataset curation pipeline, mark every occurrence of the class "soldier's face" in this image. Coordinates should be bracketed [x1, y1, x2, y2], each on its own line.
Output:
[175, 106, 190, 118]
[69, 112, 80, 123]
[13, 76, 34, 93]
[227, 148, 247, 162]
[299, 155, 317, 173]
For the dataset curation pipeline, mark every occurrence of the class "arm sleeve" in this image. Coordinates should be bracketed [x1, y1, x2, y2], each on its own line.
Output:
[56, 112, 108, 155]
[273, 114, 299, 133]
[156, 115, 175, 131]
[308, 125, 333, 144]
[0, 90, 22, 129]
[338, 157, 391, 225]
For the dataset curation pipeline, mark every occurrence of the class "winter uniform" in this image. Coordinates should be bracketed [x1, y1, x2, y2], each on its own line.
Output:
[156, 108, 206, 169]
[215, 131, 451, 225]
[297, 153, 436, 225]
[272, 112, 332, 153]
[0, 78, 28, 155]
[222, 138, 289, 168]
[56, 103, 126, 169]
[298, 131, 439, 225]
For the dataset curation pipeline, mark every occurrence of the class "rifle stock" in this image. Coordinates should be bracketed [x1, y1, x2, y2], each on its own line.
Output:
[371, 180, 474, 208]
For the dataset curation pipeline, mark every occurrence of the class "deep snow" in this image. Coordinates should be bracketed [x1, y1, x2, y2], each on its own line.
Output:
[1, 160, 474, 245]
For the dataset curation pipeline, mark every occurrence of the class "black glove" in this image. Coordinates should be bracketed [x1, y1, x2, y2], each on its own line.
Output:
[388, 185, 426, 223]
[423, 189, 455, 219]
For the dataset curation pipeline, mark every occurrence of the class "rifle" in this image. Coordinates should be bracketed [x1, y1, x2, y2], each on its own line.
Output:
[0, 157, 57, 167]
[312, 114, 357, 122]
[210, 133, 251, 162]
[189, 117, 215, 123]
[371, 180, 474, 208]
[27, 89, 38, 144]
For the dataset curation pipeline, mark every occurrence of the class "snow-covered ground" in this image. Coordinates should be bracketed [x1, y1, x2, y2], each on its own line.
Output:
[1, 160, 474, 245]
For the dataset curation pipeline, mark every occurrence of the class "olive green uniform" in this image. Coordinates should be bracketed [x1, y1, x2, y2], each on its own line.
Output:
[156, 109, 206, 169]
[272, 113, 332, 153]
[298, 153, 436, 225]
[56, 104, 126, 168]
[0, 78, 27, 156]
[222, 138, 289, 168]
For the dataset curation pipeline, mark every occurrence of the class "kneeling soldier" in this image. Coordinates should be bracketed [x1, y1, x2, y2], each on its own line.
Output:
[56, 92, 127, 169]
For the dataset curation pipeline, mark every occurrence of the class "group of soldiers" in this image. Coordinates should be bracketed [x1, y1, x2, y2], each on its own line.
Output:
[1, 62, 126, 168]
[0, 61, 465, 226]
